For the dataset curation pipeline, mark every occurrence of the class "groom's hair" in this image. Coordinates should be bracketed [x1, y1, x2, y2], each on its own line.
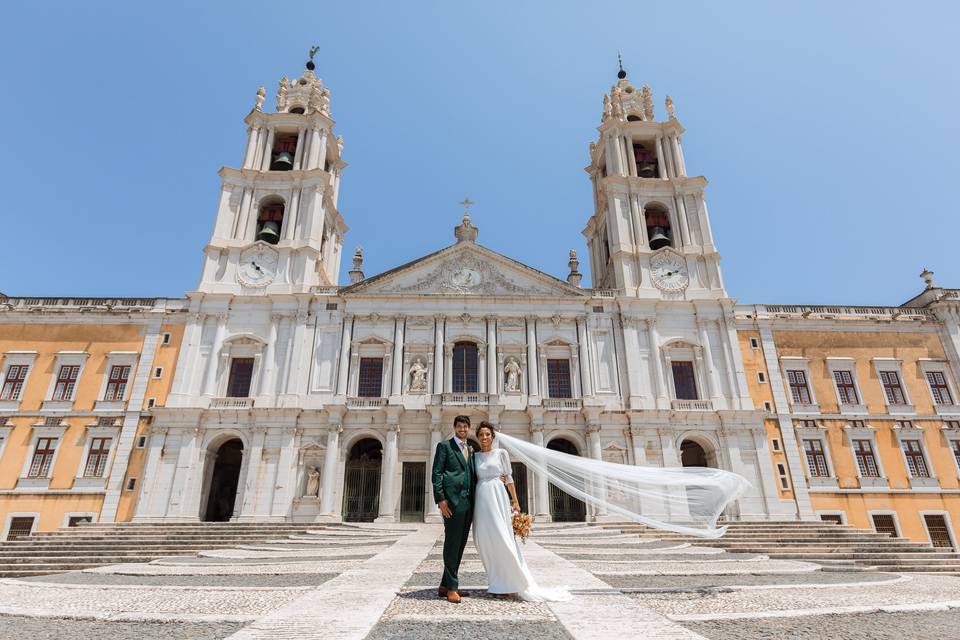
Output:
[453, 415, 471, 428]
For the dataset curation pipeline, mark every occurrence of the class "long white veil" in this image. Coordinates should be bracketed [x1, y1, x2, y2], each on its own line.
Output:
[495, 432, 749, 538]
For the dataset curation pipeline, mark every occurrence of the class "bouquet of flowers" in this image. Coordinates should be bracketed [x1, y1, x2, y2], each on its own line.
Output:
[512, 512, 532, 544]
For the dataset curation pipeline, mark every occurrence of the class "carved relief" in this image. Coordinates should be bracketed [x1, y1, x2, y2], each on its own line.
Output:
[409, 357, 428, 392]
[503, 357, 522, 393]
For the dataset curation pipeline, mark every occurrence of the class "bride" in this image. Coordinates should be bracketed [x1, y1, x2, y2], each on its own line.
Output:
[472, 421, 572, 602]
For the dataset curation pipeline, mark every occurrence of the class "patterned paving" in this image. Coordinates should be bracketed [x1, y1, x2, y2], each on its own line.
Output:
[0, 521, 956, 638]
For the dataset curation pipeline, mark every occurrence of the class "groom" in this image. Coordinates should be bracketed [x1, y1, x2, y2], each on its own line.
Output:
[432, 414, 476, 604]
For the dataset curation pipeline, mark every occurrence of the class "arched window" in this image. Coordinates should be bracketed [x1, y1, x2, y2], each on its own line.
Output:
[288, 107, 305, 115]
[645, 204, 672, 250]
[632, 142, 658, 177]
[452, 341, 479, 393]
[256, 199, 285, 245]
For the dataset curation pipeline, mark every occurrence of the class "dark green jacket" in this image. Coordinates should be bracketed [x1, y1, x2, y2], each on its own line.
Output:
[432, 438, 476, 508]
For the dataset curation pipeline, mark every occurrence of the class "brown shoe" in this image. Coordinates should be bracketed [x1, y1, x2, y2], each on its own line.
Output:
[447, 590, 461, 604]
[437, 586, 448, 598]
[458, 590, 471, 597]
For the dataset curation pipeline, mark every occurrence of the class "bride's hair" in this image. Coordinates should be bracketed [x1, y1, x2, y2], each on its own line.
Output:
[476, 421, 495, 438]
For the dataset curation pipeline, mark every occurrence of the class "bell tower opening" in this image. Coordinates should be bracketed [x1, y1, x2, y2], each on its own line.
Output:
[256, 198, 285, 245]
[645, 205, 672, 250]
[269, 132, 298, 171]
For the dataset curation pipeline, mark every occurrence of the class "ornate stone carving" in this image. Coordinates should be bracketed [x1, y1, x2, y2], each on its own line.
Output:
[391, 253, 528, 296]
[409, 357, 428, 392]
[304, 465, 320, 497]
[665, 95, 676, 119]
[254, 86, 265, 112]
[503, 357, 522, 392]
[276, 76, 289, 112]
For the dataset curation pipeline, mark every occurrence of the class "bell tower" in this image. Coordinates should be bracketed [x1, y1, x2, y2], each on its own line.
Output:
[583, 63, 724, 299]
[197, 51, 348, 294]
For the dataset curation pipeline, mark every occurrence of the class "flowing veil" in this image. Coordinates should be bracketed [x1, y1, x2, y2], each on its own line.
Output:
[495, 432, 749, 538]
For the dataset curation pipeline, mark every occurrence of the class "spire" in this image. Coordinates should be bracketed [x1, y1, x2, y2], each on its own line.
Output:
[921, 268, 936, 289]
[617, 51, 626, 80]
[306, 45, 319, 71]
[567, 249, 582, 287]
[349, 246, 365, 284]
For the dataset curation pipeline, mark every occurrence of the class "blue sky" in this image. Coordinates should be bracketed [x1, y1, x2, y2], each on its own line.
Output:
[1, 1, 957, 304]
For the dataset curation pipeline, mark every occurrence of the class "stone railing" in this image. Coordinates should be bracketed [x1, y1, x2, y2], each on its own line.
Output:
[757, 304, 932, 320]
[590, 289, 618, 299]
[671, 399, 713, 411]
[438, 393, 489, 406]
[210, 397, 255, 409]
[0, 297, 166, 310]
[346, 397, 387, 409]
[543, 398, 583, 411]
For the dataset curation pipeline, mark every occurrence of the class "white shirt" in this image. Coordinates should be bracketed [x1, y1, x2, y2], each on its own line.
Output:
[453, 435, 468, 451]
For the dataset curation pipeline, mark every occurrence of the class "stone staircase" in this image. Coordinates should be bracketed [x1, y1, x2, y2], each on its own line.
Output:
[602, 520, 960, 574]
[0, 522, 318, 577]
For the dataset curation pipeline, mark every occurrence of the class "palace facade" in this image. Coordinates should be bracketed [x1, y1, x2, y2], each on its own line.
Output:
[2, 61, 959, 548]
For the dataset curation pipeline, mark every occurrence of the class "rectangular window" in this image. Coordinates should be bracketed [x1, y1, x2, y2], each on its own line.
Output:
[67, 516, 92, 527]
[452, 342, 479, 393]
[28, 437, 58, 477]
[357, 357, 384, 397]
[671, 361, 698, 400]
[153, 367, 163, 379]
[226, 358, 254, 397]
[83, 437, 112, 478]
[952, 440, 960, 471]
[872, 514, 899, 538]
[750, 337, 759, 349]
[901, 439, 930, 478]
[880, 370, 906, 405]
[0, 364, 29, 400]
[125, 477, 137, 491]
[104, 365, 131, 401]
[833, 370, 859, 404]
[757, 372, 767, 383]
[6, 516, 35, 541]
[853, 439, 880, 477]
[820, 514, 843, 525]
[924, 514, 954, 548]
[546, 359, 572, 399]
[777, 463, 789, 489]
[786, 370, 812, 404]
[927, 371, 954, 405]
[53, 365, 81, 401]
[161, 332, 172, 345]
[771, 438, 781, 452]
[803, 439, 830, 477]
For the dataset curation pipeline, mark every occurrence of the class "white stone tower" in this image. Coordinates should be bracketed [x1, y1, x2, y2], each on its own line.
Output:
[197, 55, 348, 294]
[583, 65, 723, 300]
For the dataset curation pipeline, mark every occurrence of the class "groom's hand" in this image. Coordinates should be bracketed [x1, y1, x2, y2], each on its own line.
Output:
[438, 500, 452, 519]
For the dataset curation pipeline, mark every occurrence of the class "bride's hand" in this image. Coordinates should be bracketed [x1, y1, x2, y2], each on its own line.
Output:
[511, 499, 520, 514]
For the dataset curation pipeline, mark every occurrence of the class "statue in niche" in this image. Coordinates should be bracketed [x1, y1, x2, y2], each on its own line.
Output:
[504, 357, 522, 392]
[305, 466, 320, 498]
[409, 357, 428, 391]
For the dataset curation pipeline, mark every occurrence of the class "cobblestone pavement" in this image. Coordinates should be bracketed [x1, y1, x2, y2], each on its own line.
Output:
[682, 610, 960, 640]
[0, 614, 244, 640]
[0, 522, 956, 639]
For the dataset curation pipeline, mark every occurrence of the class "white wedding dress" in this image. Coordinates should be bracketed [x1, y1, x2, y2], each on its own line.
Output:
[472, 448, 572, 602]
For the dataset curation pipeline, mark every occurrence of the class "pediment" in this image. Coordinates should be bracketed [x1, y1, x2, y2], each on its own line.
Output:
[343, 243, 587, 298]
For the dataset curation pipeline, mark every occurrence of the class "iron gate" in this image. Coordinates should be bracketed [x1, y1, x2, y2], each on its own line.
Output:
[511, 461, 529, 515]
[400, 462, 426, 522]
[342, 458, 381, 522]
[549, 483, 586, 522]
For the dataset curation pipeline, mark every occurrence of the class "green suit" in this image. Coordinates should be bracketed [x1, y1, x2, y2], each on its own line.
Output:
[432, 437, 476, 591]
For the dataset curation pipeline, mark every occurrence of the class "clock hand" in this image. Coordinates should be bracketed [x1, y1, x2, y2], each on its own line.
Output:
[251, 261, 263, 273]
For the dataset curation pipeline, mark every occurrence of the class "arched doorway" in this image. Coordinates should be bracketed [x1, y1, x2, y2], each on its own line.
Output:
[547, 438, 586, 522]
[342, 438, 382, 522]
[203, 439, 243, 522]
[681, 439, 710, 467]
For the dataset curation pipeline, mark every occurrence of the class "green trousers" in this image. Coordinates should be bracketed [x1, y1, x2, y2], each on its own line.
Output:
[440, 499, 473, 591]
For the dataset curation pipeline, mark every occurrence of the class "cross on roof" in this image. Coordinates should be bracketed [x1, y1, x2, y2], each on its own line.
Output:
[459, 197, 475, 211]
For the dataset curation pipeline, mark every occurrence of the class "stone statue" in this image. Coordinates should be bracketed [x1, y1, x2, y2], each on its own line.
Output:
[665, 95, 675, 119]
[409, 358, 428, 391]
[255, 86, 265, 112]
[641, 84, 654, 120]
[602, 94, 612, 120]
[305, 466, 320, 497]
[504, 357, 522, 392]
[277, 76, 289, 112]
[320, 87, 331, 115]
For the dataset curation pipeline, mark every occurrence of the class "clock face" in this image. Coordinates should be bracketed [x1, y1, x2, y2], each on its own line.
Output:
[237, 243, 279, 287]
[650, 250, 689, 292]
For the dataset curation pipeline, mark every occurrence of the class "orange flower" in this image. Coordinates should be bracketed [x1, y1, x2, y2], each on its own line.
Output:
[512, 512, 532, 543]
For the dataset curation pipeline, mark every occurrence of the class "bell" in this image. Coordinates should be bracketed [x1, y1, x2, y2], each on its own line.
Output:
[648, 226, 671, 250]
[639, 162, 657, 178]
[257, 220, 281, 244]
[270, 151, 294, 171]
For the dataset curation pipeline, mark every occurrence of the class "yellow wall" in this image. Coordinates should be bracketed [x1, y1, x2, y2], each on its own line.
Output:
[740, 325, 960, 544]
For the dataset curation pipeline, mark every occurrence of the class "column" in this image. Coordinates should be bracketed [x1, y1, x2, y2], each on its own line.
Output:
[625, 135, 638, 177]
[259, 313, 281, 397]
[486, 318, 497, 396]
[530, 424, 551, 521]
[433, 317, 445, 394]
[697, 318, 723, 406]
[587, 424, 608, 520]
[660, 133, 675, 178]
[391, 317, 405, 398]
[425, 425, 442, 522]
[674, 194, 692, 247]
[576, 316, 593, 397]
[629, 425, 646, 465]
[259, 128, 276, 171]
[444, 344, 453, 393]
[376, 424, 400, 522]
[647, 319, 669, 408]
[318, 424, 341, 519]
[655, 135, 668, 179]
[167, 430, 201, 519]
[697, 196, 716, 249]
[335, 315, 353, 396]
[526, 317, 539, 397]
[672, 135, 687, 176]
[238, 427, 266, 519]
[202, 314, 227, 396]
[271, 427, 300, 518]
[241, 126, 260, 169]
[233, 188, 252, 239]
[132, 426, 167, 520]
[284, 189, 301, 241]
[292, 127, 306, 170]
[478, 348, 487, 393]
